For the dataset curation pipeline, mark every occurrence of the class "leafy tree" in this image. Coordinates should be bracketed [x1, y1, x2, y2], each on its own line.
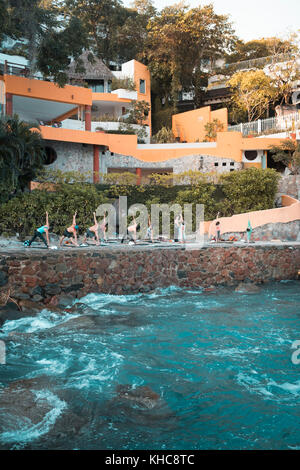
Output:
[228, 70, 277, 121]
[0, 115, 46, 201]
[144, 3, 236, 107]
[61, 0, 131, 64]
[125, 100, 150, 126]
[2, 1, 87, 86]
[225, 36, 298, 64]
[0, 0, 10, 44]
[269, 139, 300, 175]
[203, 119, 224, 142]
[219, 168, 280, 216]
[116, 0, 156, 62]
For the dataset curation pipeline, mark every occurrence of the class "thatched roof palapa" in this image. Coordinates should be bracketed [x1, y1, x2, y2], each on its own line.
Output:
[68, 50, 114, 81]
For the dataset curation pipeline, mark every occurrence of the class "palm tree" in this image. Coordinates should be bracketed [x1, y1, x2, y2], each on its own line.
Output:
[0, 114, 46, 201]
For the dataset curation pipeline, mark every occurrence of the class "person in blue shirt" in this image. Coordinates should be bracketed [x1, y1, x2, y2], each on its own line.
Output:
[25, 212, 50, 248]
[59, 211, 79, 247]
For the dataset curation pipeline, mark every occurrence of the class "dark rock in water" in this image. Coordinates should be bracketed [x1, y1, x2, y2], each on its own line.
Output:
[116, 384, 161, 409]
[57, 295, 74, 308]
[19, 299, 65, 316]
[48, 314, 98, 333]
[18, 299, 46, 314]
[64, 302, 91, 314]
[235, 282, 261, 294]
[0, 376, 62, 437]
[0, 301, 36, 326]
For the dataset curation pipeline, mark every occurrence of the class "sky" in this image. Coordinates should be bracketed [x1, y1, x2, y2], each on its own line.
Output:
[123, 0, 300, 42]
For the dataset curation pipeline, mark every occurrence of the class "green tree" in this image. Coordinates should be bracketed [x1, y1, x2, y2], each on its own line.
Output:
[61, 0, 131, 64]
[116, 0, 156, 62]
[2, 1, 87, 86]
[225, 36, 298, 64]
[0, 0, 9, 43]
[228, 70, 277, 121]
[219, 168, 280, 216]
[144, 3, 236, 107]
[0, 115, 46, 201]
[126, 100, 150, 125]
[269, 139, 300, 175]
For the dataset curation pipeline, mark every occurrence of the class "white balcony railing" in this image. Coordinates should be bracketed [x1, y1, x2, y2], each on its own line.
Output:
[228, 112, 300, 136]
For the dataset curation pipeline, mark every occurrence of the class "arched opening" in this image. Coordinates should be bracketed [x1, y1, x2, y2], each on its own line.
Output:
[44, 146, 57, 165]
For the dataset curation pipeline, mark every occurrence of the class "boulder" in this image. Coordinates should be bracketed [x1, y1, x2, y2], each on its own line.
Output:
[235, 282, 261, 294]
[116, 384, 161, 409]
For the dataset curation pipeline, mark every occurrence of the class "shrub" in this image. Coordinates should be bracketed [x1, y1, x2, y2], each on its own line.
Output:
[153, 127, 176, 143]
[0, 183, 108, 237]
[219, 167, 280, 216]
[111, 77, 136, 91]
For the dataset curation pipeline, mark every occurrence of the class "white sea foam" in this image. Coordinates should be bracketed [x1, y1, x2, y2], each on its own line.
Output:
[236, 372, 274, 398]
[0, 390, 67, 445]
[267, 379, 300, 395]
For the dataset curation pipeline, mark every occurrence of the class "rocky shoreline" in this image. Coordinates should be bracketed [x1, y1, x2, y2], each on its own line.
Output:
[0, 244, 299, 315]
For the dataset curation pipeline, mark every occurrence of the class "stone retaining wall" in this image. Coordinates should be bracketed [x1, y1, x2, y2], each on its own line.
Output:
[1, 245, 299, 306]
[221, 221, 300, 242]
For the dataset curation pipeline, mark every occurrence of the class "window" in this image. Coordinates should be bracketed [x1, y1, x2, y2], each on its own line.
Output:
[222, 162, 226, 166]
[107, 80, 112, 93]
[230, 162, 234, 166]
[244, 150, 258, 161]
[214, 162, 219, 167]
[89, 80, 104, 93]
[139, 79, 146, 94]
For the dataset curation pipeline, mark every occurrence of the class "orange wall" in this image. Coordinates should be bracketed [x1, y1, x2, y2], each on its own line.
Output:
[172, 106, 212, 142]
[172, 106, 228, 143]
[133, 60, 151, 132]
[40, 126, 286, 164]
[211, 108, 228, 130]
[208, 196, 300, 236]
[4, 75, 92, 106]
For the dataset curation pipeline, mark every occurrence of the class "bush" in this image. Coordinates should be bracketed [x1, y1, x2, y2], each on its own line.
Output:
[219, 167, 280, 216]
[153, 127, 176, 143]
[0, 168, 280, 237]
[111, 77, 136, 91]
[0, 183, 109, 237]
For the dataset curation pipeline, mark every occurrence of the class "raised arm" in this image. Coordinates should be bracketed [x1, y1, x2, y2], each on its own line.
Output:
[72, 211, 77, 226]
[46, 211, 49, 227]
[93, 211, 97, 225]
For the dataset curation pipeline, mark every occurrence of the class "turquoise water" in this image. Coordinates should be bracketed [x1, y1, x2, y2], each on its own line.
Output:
[0, 281, 300, 450]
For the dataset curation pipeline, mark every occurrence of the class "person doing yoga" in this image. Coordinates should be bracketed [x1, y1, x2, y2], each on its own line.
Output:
[82, 212, 100, 245]
[24, 211, 50, 248]
[59, 211, 79, 247]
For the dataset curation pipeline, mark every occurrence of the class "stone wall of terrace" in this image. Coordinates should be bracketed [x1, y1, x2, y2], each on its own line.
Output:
[0, 245, 299, 307]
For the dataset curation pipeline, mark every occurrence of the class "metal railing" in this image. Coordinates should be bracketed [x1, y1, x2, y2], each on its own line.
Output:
[228, 111, 300, 136]
[0, 59, 45, 81]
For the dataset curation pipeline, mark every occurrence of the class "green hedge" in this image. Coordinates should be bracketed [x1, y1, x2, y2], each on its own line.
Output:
[0, 183, 108, 238]
[0, 168, 280, 237]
